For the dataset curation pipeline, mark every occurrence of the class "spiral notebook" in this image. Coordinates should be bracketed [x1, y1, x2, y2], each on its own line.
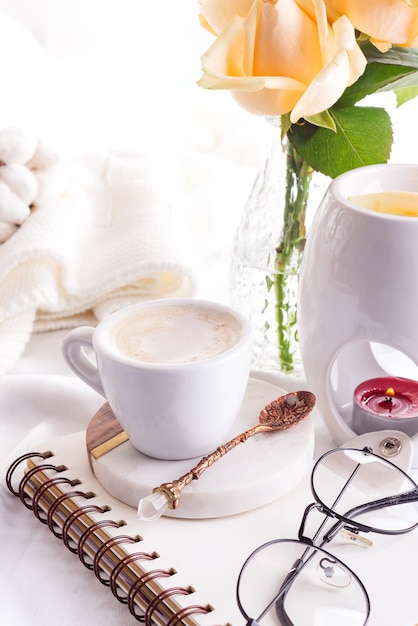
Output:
[5, 424, 418, 626]
[4, 426, 315, 626]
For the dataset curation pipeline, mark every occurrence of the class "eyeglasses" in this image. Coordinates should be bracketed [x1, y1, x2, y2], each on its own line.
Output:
[236, 446, 418, 625]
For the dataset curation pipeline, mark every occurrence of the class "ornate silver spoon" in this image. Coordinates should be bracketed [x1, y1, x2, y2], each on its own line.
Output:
[137, 390, 315, 520]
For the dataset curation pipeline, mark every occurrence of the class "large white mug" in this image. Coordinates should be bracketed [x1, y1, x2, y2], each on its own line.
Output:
[62, 298, 252, 460]
[299, 163, 418, 462]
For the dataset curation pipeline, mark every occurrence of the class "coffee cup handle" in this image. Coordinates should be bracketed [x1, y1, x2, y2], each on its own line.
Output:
[62, 327, 105, 397]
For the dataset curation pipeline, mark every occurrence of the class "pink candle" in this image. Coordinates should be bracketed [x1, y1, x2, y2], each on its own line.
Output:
[353, 376, 418, 437]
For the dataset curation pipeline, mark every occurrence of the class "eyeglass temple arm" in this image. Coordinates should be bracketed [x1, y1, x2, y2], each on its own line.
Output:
[275, 597, 295, 626]
[323, 488, 418, 543]
[273, 559, 305, 626]
[252, 556, 304, 625]
[250, 554, 308, 626]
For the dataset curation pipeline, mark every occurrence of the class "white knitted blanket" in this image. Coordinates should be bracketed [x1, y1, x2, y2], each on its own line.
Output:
[0, 148, 195, 377]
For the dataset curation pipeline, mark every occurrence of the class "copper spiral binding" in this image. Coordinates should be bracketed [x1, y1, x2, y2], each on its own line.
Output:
[6, 452, 215, 625]
[94, 534, 141, 585]
[110, 551, 157, 603]
[62, 504, 111, 552]
[5, 451, 53, 496]
[78, 519, 126, 569]
[32, 476, 81, 524]
[144, 586, 193, 626]
[19, 463, 65, 509]
[166, 604, 213, 625]
[47, 489, 96, 538]
[128, 568, 175, 620]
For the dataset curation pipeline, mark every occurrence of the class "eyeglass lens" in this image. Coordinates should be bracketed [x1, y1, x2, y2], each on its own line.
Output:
[311, 448, 418, 534]
[237, 538, 369, 625]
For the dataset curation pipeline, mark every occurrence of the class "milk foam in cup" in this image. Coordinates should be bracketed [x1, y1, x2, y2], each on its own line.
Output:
[62, 298, 252, 460]
[111, 303, 242, 365]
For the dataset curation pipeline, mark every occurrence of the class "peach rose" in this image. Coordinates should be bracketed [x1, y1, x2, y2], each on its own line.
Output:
[199, 0, 366, 123]
[198, 0, 366, 122]
[330, 0, 418, 52]
[199, 0, 254, 34]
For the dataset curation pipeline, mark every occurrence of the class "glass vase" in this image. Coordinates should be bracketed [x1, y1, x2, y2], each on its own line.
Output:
[230, 117, 324, 377]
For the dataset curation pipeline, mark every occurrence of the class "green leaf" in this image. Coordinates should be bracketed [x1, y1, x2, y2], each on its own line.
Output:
[288, 107, 393, 178]
[280, 113, 292, 139]
[396, 85, 418, 105]
[360, 42, 418, 68]
[376, 69, 418, 93]
[305, 110, 336, 131]
[337, 62, 418, 107]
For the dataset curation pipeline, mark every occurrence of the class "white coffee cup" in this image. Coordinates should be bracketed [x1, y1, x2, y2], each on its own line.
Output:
[62, 298, 252, 460]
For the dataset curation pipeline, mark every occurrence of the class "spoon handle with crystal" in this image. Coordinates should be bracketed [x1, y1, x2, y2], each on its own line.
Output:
[137, 423, 266, 521]
[137, 391, 315, 521]
[156, 423, 266, 505]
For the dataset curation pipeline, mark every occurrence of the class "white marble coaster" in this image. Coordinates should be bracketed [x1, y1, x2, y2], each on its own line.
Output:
[88, 377, 315, 518]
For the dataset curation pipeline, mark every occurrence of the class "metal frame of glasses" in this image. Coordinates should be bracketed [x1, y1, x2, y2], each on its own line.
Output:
[236, 446, 418, 626]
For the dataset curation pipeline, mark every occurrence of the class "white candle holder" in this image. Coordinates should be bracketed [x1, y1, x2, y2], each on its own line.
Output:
[299, 164, 418, 467]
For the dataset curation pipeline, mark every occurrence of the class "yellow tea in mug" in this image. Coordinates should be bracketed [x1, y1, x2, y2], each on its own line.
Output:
[349, 191, 418, 216]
